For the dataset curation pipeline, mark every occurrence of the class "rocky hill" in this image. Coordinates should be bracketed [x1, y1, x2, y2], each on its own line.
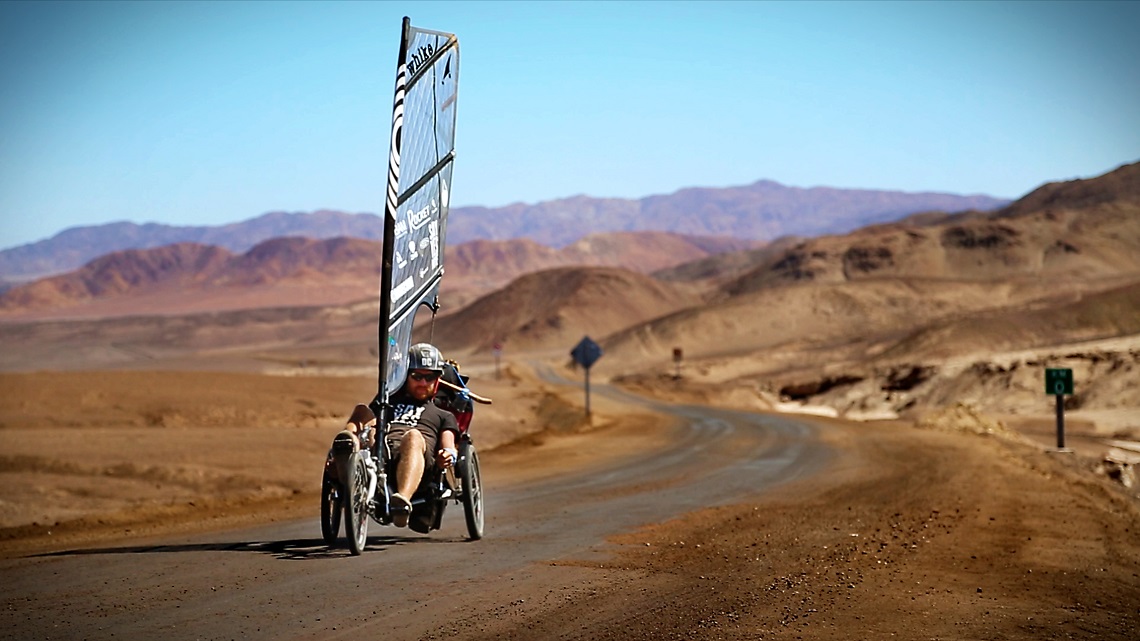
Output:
[722, 162, 1140, 294]
[431, 266, 703, 353]
[605, 162, 1140, 355]
[444, 232, 753, 300]
[590, 162, 1140, 427]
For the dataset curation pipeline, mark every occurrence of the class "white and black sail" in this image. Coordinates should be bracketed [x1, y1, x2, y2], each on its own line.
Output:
[377, 17, 460, 401]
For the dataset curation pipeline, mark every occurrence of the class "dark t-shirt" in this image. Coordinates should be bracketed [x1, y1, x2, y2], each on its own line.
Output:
[385, 390, 459, 459]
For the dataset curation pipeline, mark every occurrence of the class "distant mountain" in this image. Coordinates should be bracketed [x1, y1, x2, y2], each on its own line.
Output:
[449, 182, 1006, 248]
[0, 238, 381, 313]
[0, 211, 384, 281]
[0, 231, 753, 319]
[0, 180, 1008, 280]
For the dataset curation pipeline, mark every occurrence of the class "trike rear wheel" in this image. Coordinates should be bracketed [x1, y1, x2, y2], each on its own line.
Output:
[459, 443, 484, 540]
[320, 467, 343, 546]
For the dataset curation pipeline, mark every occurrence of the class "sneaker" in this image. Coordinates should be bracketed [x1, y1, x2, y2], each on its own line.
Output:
[390, 493, 411, 528]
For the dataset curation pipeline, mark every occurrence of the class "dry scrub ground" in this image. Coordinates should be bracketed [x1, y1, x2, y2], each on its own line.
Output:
[1, 365, 1139, 639]
[587, 421, 1140, 640]
[0, 363, 619, 557]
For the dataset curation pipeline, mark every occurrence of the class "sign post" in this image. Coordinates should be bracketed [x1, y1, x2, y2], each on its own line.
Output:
[570, 336, 603, 417]
[1045, 368, 1074, 451]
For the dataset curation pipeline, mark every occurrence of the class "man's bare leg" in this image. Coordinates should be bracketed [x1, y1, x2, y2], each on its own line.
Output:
[392, 430, 426, 526]
[396, 430, 427, 497]
[331, 404, 377, 485]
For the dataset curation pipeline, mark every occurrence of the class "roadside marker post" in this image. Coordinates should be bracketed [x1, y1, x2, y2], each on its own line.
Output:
[672, 347, 683, 380]
[1045, 368, 1074, 452]
[571, 336, 603, 417]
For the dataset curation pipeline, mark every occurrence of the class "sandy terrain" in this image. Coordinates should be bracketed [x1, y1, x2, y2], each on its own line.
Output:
[0, 361, 591, 554]
[1, 349, 1138, 639]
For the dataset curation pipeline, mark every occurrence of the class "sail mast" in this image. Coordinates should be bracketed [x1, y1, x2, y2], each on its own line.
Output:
[377, 16, 411, 402]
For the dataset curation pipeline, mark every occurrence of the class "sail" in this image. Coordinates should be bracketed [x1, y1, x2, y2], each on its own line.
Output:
[377, 17, 460, 400]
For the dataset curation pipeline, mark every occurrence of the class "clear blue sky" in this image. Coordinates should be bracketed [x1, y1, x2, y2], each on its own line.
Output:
[2, 0, 1137, 250]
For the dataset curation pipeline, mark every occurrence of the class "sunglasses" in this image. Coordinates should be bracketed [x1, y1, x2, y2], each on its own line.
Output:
[409, 371, 440, 382]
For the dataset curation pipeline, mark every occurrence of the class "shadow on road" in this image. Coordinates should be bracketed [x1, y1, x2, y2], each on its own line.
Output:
[30, 535, 466, 560]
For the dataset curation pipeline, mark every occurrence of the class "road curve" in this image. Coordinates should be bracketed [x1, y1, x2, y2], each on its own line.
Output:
[0, 381, 834, 641]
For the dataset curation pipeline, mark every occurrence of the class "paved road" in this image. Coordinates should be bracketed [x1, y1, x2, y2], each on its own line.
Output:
[0, 384, 833, 641]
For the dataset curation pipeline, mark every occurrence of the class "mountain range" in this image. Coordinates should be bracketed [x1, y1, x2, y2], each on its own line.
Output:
[0, 179, 1008, 281]
[0, 232, 755, 319]
[2, 161, 1137, 433]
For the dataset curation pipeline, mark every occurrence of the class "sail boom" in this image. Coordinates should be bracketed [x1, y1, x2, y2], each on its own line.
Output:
[390, 272, 443, 323]
[397, 152, 455, 208]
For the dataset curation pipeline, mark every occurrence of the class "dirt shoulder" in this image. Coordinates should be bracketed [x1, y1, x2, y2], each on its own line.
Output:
[429, 417, 1140, 640]
[609, 420, 1140, 640]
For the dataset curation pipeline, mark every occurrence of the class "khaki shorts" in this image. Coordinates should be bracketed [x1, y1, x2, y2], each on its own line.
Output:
[385, 424, 437, 470]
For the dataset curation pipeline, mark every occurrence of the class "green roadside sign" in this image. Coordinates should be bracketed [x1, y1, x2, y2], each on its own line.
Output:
[1045, 368, 1074, 396]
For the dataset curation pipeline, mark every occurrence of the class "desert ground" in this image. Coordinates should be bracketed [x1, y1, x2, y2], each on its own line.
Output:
[1, 328, 1138, 639]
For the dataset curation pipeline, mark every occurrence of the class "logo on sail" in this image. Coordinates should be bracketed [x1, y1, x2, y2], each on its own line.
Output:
[405, 199, 438, 231]
[407, 43, 437, 76]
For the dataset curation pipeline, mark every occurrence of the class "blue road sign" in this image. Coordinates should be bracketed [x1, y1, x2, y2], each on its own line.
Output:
[571, 336, 603, 369]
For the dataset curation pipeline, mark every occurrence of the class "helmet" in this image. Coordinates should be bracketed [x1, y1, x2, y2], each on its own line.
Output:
[407, 343, 445, 373]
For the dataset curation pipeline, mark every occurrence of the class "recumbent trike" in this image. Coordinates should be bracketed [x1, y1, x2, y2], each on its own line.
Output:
[320, 361, 488, 555]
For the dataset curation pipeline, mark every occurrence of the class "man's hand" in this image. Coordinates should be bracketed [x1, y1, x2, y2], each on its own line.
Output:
[437, 447, 458, 469]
